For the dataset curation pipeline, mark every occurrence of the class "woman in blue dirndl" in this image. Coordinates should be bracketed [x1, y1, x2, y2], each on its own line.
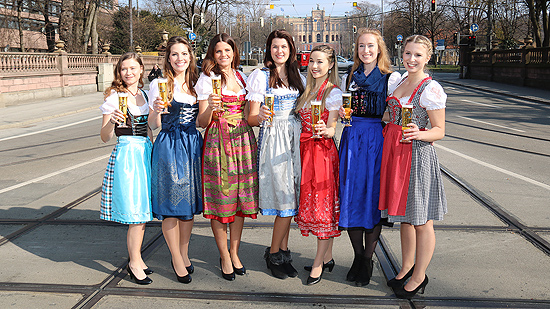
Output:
[149, 36, 202, 284]
[100, 52, 153, 285]
[338, 29, 400, 286]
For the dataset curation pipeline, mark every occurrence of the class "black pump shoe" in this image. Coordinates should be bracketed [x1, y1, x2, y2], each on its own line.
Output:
[233, 263, 246, 276]
[220, 258, 235, 281]
[186, 263, 194, 274]
[143, 268, 154, 275]
[306, 273, 322, 285]
[387, 264, 415, 288]
[127, 265, 152, 285]
[394, 275, 428, 299]
[171, 260, 192, 284]
[304, 259, 335, 272]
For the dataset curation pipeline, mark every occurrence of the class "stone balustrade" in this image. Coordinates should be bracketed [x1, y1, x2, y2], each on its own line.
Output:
[0, 52, 163, 108]
[467, 47, 550, 89]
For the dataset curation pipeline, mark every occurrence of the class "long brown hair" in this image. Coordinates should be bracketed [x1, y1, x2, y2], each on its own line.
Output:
[202, 33, 240, 85]
[295, 45, 339, 112]
[347, 28, 393, 89]
[264, 29, 304, 94]
[104, 52, 144, 98]
[163, 36, 198, 101]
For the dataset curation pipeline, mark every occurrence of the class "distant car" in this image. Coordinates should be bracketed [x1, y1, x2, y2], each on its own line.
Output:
[337, 56, 353, 72]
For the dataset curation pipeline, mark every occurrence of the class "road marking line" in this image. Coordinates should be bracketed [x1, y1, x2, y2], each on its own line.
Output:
[0, 116, 102, 142]
[460, 99, 500, 108]
[457, 116, 525, 133]
[0, 154, 110, 194]
[434, 144, 550, 191]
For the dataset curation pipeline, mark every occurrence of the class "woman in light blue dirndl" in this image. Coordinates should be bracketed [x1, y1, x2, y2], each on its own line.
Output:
[149, 36, 202, 284]
[246, 30, 305, 279]
[99, 52, 153, 285]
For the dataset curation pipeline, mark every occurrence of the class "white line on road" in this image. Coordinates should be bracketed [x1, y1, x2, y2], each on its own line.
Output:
[460, 99, 500, 108]
[0, 116, 102, 143]
[434, 144, 550, 191]
[457, 116, 526, 132]
[0, 154, 110, 194]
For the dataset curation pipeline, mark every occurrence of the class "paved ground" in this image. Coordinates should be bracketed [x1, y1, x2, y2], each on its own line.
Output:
[1, 67, 549, 308]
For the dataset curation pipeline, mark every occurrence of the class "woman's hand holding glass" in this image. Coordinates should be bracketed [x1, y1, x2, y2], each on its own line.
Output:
[401, 122, 421, 142]
[110, 109, 125, 125]
[208, 93, 223, 112]
[152, 96, 166, 114]
[314, 119, 329, 138]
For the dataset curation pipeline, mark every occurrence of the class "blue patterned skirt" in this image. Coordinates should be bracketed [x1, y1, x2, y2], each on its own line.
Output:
[338, 117, 384, 230]
[151, 125, 203, 220]
[100, 136, 153, 224]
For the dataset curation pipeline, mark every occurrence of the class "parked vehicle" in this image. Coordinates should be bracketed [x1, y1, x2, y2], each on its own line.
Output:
[296, 51, 310, 72]
[337, 56, 353, 72]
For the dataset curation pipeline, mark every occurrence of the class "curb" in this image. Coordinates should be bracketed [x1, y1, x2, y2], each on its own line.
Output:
[0, 106, 98, 130]
[439, 79, 550, 106]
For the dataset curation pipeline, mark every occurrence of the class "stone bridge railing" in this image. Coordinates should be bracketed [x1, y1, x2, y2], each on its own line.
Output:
[467, 47, 550, 89]
[0, 52, 163, 108]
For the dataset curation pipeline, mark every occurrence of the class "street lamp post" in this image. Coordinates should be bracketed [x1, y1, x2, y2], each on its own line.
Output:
[191, 12, 204, 35]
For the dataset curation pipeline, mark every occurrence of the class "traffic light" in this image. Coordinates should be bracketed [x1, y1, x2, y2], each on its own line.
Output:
[453, 33, 459, 44]
[353, 26, 357, 33]
[467, 35, 476, 47]
[191, 40, 197, 50]
[431, 0, 437, 12]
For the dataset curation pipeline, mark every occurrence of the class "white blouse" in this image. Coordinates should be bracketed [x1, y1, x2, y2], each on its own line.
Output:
[148, 78, 196, 108]
[195, 71, 247, 101]
[388, 74, 447, 110]
[100, 90, 149, 116]
[340, 71, 401, 95]
[245, 68, 306, 103]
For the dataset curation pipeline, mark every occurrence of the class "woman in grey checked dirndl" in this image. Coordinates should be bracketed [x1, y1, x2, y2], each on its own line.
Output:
[246, 29, 305, 280]
[378, 35, 447, 299]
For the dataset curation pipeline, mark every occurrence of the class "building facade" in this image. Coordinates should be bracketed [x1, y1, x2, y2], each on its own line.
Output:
[281, 5, 351, 56]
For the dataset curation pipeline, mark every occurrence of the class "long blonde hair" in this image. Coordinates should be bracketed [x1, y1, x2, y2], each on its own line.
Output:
[347, 28, 393, 89]
[295, 45, 339, 112]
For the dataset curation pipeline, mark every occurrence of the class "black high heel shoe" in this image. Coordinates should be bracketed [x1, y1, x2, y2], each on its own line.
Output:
[394, 275, 428, 299]
[346, 255, 362, 282]
[127, 265, 152, 285]
[171, 260, 192, 284]
[220, 258, 235, 281]
[355, 257, 373, 287]
[304, 259, 335, 272]
[143, 268, 154, 275]
[387, 264, 415, 288]
[233, 263, 246, 276]
[186, 263, 194, 274]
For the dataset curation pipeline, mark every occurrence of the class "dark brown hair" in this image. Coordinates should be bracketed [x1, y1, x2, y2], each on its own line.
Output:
[202, 33, 240, 85]
[264, 29, 304, 94]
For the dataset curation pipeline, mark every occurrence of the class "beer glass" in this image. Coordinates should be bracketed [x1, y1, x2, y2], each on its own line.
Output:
[341, 92, 352, 127]
[157, 78, 170, 114]
[264, 94, 275, 127]
[400, 104, 413, 143]
[117, 92, 129, 128]
[211, 75, 223, 112]
[311, 100, 322, 138]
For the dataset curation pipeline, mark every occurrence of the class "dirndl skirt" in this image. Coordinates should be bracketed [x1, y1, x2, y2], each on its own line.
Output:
[379, 123, 447, 225]
[151, 125, 203, 221]
[258, 110, 301, 217]
[100, 136, 153, 224]
[339, 117, 384, 230]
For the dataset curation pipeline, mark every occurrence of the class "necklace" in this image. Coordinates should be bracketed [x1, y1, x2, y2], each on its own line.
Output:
[127, 88, 139, 97]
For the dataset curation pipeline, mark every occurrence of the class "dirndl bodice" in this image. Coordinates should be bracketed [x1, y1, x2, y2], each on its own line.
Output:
[151, 98, 203, 220]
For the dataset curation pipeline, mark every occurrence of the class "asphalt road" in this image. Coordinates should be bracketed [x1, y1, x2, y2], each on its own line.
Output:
[1, 76, 550, 307]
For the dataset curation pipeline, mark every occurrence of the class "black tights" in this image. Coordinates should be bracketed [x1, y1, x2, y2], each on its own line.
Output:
[347, 224, 382, 259]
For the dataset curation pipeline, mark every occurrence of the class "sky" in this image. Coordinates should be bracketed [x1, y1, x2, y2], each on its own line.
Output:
[266, 0, 386, 18]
